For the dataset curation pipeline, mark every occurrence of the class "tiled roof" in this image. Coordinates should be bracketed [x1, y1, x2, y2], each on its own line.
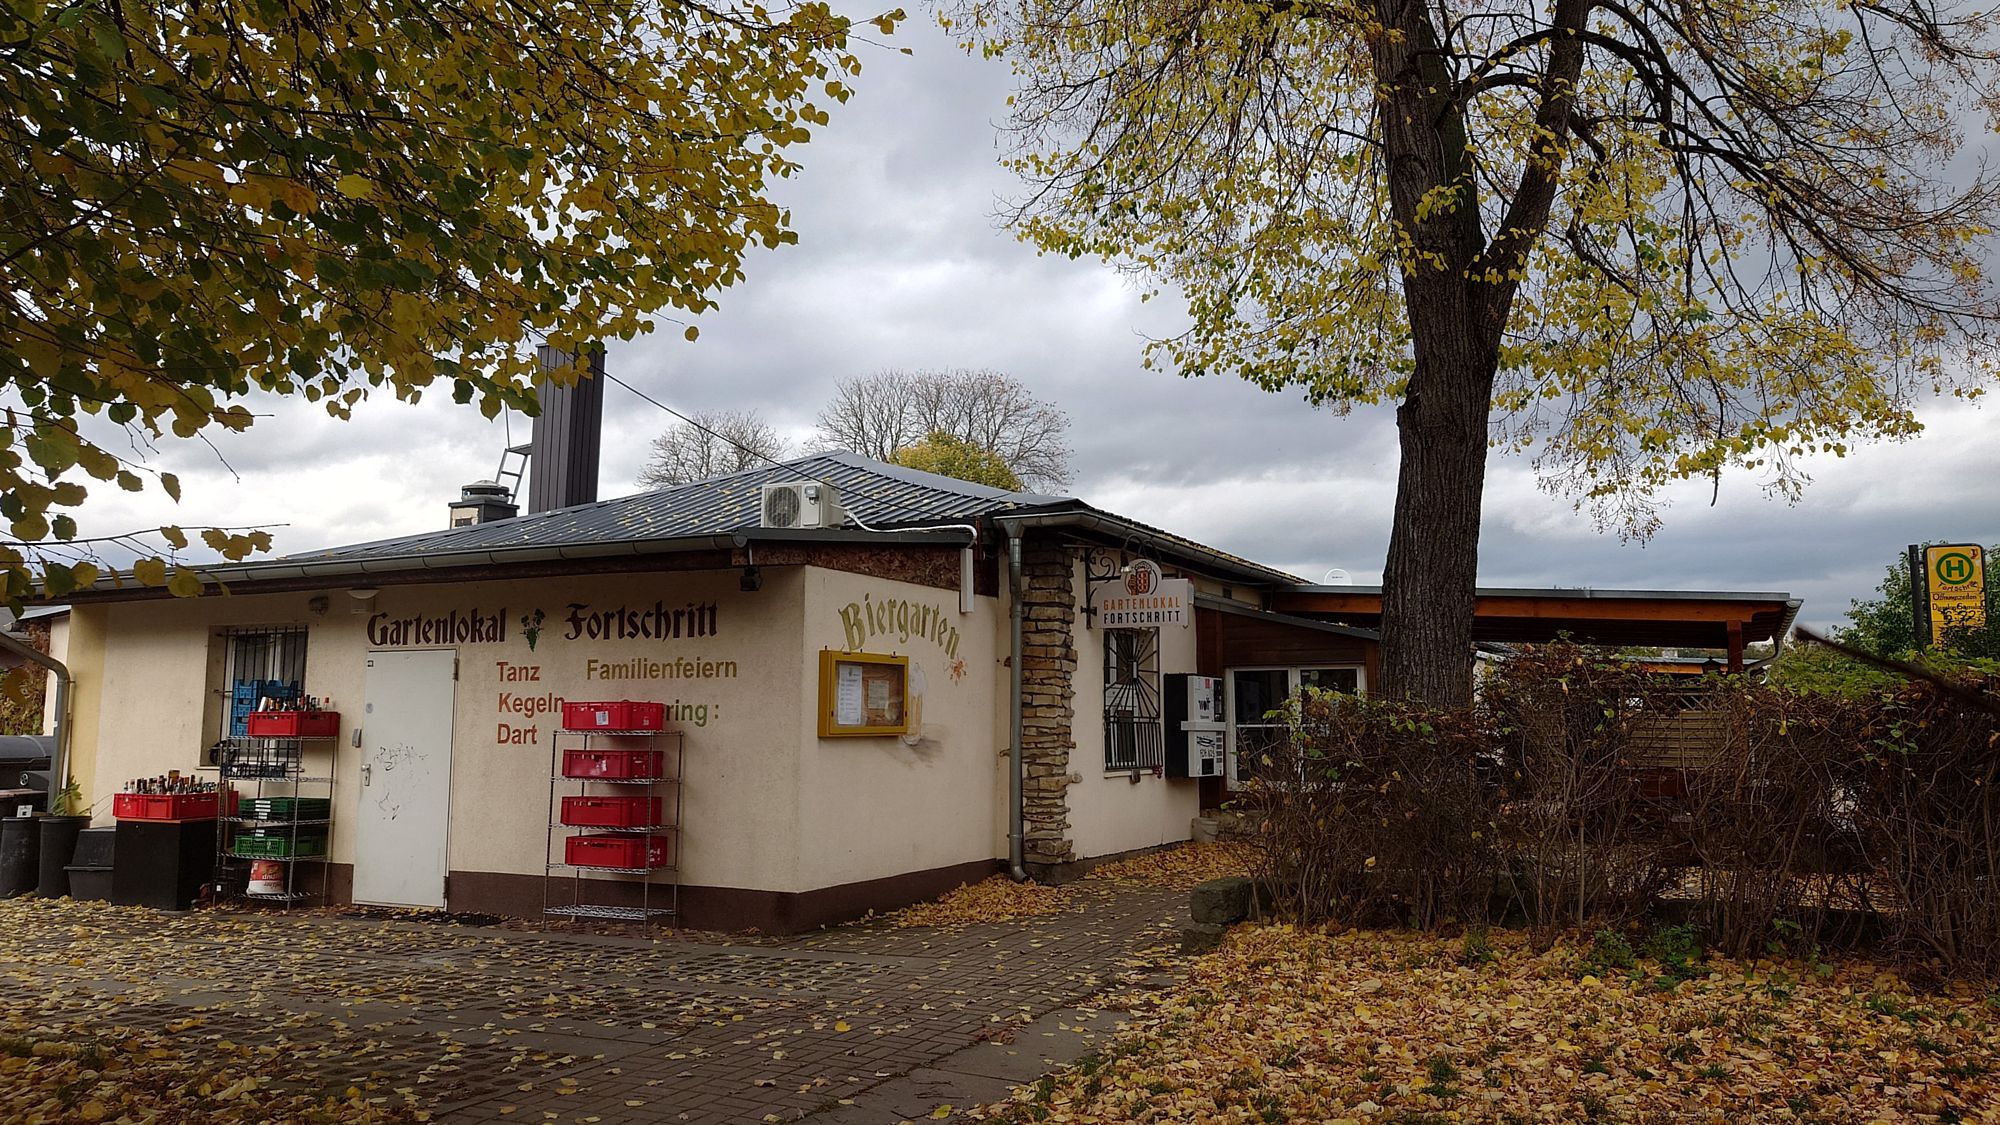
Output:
[286, 452, 1068, 564]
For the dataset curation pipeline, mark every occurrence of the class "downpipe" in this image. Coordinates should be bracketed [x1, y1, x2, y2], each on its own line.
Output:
[0, 632, 70, 809]
[1004, 525, 1028, 882]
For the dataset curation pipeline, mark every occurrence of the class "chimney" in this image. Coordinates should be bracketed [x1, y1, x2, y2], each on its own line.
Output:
[527, 344, 605, 514]
[448, 480, 518, 528]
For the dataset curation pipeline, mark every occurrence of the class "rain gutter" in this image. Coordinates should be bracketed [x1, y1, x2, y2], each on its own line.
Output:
[58, 528, 976, 601]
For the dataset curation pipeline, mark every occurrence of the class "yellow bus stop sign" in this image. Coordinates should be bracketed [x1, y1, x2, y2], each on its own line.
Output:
[1925, 544, 1988, 638]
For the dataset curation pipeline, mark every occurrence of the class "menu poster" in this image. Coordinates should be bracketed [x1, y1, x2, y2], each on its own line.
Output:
[835, 663, 865, 726]
[861, 663, 904, 727]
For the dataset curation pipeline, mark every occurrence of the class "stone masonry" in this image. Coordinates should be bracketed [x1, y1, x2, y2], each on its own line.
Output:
[1019, 539, 1078, 866]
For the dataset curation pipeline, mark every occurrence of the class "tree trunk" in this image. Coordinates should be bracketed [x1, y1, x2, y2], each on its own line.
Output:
[1365, 0, 1551, 706]
[1377, 283, 1498, 706]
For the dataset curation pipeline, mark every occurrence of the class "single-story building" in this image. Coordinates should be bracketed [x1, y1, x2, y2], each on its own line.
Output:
[36, 438, 1802, 931]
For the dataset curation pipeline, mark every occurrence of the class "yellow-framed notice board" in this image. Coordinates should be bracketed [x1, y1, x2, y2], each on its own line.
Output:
[817, 650, 909, 738]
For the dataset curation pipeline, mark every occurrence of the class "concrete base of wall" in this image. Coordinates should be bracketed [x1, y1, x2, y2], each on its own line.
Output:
[1025, 840, 1182, 886]
[441, 858, 1002, 934]
[1203, 807, 1264, 840]
[310, 857, 1002, 934]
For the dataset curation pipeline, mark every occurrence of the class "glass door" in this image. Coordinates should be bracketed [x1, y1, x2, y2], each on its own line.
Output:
[1226, 670, 1290, 788]
[1225, 666, 1365, 788]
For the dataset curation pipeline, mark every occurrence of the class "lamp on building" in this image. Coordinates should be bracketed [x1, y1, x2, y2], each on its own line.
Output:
[347, 587, 380, 614]
[739, 566, 762, 593]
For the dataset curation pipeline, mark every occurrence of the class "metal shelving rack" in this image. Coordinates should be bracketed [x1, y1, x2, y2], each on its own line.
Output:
[543, 729, 683, 925]
[209, 735, 336, 907]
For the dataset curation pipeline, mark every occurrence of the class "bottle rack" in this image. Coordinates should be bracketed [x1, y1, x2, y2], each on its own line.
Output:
[543, 729, 683, 925]
[210, 734, 337, 907]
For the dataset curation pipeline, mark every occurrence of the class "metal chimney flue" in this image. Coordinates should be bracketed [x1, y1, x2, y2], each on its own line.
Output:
[448, 480, 517, 528]
[527, 344, 605, 514]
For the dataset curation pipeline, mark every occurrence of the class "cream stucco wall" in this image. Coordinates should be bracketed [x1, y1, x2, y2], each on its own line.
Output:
[796, 569, 1007, 890]
[68, 564, 1022, 897]
[1065, 557, 1201, 860]
[439, 569, 807, 890]
[77, 569, 807, 890]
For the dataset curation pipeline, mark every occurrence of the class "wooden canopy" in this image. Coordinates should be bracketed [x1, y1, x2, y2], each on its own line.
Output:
[1267, 586, 1802, 671]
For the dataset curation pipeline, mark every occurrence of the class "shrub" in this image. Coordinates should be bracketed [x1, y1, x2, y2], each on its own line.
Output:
[1243, 640, 2000, 979]
[1641, 924, 1705, 981]
[1483, 646, 1678, 938]
[1583, 930, 1637, 975]
[1245, 690, 1496, 930]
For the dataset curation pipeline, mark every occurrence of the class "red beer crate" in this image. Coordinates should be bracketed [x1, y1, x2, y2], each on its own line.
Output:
[561, 747, 665, 780]
[560, 795, 664, 829]
[245, 710, 341, 738]
[565, 833, 673, 870]
[560, 700, 664, 732]
[113, 790, 237, 821]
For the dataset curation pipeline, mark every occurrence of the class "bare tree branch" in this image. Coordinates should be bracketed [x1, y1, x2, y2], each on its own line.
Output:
[813, 368, 1073, 489]
[636, 409, 789, 488]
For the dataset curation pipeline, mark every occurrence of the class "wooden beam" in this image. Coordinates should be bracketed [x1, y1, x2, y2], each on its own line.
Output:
[1271, 591, 1780, 625]
[1726, 619, 1744, 673]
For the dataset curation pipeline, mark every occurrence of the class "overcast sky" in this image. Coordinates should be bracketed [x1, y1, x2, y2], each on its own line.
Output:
[63, 15, 2000, 631]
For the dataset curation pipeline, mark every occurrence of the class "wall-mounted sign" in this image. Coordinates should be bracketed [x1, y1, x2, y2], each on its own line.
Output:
[366, 599, 720, 648]
[1124, 559, 1164, 597]
[1101, 576, 1193, 628]
[1926, 543, 1988, 638]
[817, 650, 909, 738]
[836, 592, 962, 659]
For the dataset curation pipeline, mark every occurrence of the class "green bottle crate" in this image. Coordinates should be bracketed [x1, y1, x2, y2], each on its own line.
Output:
[236, 797, 332, 820]
[231, 831, 328, 859]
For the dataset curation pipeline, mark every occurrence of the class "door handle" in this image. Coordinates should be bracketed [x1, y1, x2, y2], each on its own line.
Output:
[361, 763, 373, 787]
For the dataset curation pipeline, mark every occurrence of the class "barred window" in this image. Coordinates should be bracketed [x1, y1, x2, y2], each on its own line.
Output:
[1103, 628, 1162, 772]
[216, 626, 309, 741]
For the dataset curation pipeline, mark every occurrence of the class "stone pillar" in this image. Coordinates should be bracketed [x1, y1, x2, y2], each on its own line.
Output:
[1018, 539, 1077, 867]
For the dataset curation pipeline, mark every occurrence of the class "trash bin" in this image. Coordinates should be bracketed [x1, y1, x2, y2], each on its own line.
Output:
[63, 826, 116, 902]
[113, 820, 217, 910]
[37, 815, 88, 898]
[0, 816, 38, 898]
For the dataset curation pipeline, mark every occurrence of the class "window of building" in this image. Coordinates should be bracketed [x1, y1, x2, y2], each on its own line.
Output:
[215, 626, 309, 744]
[1103, 627, 1162, 772]
[1225, 665, 1363, 788]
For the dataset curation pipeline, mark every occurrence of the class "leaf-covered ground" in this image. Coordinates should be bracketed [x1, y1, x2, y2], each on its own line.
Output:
[973, 924, 2000, 1123]
[1087, 842, 1257, 891]
[889, 843, 1258, 930]
[890, 877, 1076, 928]
[0, 1015, 416, 1125]
[0, 885, 1186, 1124]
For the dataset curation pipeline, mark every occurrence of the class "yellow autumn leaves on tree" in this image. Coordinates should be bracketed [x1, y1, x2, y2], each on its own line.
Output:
[0, 0, 903, 608]
[952, 0, 2000, 702]
[955, 0, 2000, 536]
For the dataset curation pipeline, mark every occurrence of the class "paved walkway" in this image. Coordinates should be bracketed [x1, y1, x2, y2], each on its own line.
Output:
[0, 881, 1185, 1123]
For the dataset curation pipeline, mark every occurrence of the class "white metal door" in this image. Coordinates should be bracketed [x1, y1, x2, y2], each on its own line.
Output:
[352, 649, 456, 907]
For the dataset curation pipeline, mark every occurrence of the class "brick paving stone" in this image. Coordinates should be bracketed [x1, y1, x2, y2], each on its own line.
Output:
[0, 880, 1184, 1123]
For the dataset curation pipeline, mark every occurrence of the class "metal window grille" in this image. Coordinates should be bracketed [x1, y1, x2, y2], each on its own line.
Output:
[1103, 628, 1162, 772]
[217, 626, 309, 742]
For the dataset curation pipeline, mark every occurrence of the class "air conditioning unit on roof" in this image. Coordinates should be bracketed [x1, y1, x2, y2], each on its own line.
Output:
[761, 481, 843, 529]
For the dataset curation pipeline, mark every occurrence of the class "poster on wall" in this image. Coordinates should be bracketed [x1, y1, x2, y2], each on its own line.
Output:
[818, 650, 909, 737]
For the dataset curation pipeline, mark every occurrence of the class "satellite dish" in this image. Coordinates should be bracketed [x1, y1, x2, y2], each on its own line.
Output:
[1321, 568, 1353, 585]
